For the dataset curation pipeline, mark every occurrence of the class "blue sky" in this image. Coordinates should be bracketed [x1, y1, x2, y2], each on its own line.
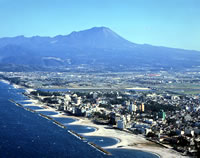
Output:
[0, 0, 200, 50]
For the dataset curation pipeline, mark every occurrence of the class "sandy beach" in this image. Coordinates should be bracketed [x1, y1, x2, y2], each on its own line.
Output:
[0, 79, 10, 85]
[1, 79, 189, 158]
[21, 97, 189, 158]
[3, 79, 187, 158]
[0, 79, 24, 89]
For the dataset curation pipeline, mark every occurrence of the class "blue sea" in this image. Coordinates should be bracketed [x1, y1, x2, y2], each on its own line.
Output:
[0, 81, 159, 158]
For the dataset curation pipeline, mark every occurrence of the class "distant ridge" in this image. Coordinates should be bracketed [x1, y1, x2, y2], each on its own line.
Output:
[0, 26, 200, 71]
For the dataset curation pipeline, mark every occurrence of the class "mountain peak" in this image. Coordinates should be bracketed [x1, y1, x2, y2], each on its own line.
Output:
[0, 27, 200, 70]
[89, 26, 111, 31]
[86, 26, 116, 35]
[64, 26, 134, 49]
[68, 26, 113, 35]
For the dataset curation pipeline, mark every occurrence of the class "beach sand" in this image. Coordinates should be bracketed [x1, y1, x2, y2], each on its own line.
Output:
[5, 78, 187, 158]
[21, 97, 189, 158]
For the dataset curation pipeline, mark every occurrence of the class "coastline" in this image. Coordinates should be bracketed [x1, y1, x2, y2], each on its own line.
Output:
[18, 100, 185, 158]
[0, 79, 10, 85]
[1, 80, 188, 158]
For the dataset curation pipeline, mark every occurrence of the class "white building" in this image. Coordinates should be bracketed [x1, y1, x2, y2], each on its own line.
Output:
[117, 120, 126, 129]
[129, 103, 137, 112]
[65, 94, 71, 101]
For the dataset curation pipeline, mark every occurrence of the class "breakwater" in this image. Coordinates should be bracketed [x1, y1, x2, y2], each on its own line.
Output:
[88, 142, 112, 155]
[8, 99, 112, 156]
[9, 99, 67, 129]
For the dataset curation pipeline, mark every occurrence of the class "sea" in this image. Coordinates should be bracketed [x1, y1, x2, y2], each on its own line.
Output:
[0, 81, 159, 158]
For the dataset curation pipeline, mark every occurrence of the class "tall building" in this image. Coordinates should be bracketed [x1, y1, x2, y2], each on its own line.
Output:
[117, 120, 126, 129]
[65, 94, 71, 102]
[158, 110, 166, 120]
[138, 103, 145, 112]
[117, 115, 126, 129]
[141, 103, 145, 112]
[129, 103, 137, 112]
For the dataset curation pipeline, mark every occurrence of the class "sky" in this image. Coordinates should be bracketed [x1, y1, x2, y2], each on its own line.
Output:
[0, 0, 200, 50]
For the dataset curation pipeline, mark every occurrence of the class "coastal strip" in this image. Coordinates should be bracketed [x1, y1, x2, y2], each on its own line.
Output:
[88, 142, 112, 155]
[39, 113, 67, 129]
[8, 99, 112, 156]
[9, 99, 25, 108]
[68, 130, 86, 140]
[24, 107, 37, 113]
[8, 99, 67, 129]
[3, 81, 184, 158]
[67, 130, 112, 155]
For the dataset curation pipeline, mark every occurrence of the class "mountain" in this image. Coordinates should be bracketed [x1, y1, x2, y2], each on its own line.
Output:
[0, 26, 200, 71]
[54, 27, 137, 49]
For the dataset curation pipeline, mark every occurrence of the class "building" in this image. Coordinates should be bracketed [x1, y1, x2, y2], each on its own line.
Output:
[129, 103, 137, 112]
[117, 120, 126, 129]
[158, 110, 166, 120]
[141, 103, 145, 112]
[138, 103, 145, 112]
[65, 94, 71, 102]
[117, 115, 126, 129]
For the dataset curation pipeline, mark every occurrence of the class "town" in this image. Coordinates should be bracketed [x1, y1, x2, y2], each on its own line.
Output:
[25, 89, 199, 157]
[1, 71, 200, 157]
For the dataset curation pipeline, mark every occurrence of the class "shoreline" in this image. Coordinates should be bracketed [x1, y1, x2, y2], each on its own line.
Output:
[17, 100, 182, 158]
[1, 80, 188, 158]
[8, 99, 112, 156]
[11, 97, 162, 158]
